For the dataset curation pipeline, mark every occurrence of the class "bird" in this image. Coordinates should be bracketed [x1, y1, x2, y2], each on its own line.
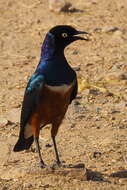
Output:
[13, 25, 89, 168]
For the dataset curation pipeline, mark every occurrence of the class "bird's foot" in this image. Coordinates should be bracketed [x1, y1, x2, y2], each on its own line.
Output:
[31, 147, 37, 153]
[51, 160, 63, 168]
[39, 161, 47, 168]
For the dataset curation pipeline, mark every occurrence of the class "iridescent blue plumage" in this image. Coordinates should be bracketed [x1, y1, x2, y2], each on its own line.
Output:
[41, 32, 55, 60]
[27, 73, 44, 93]
[36, 32, 76, 86]
[14, 25, 88, 168]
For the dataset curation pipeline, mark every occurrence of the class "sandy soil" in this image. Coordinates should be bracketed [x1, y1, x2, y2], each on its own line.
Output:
[0, 0, 127, 189]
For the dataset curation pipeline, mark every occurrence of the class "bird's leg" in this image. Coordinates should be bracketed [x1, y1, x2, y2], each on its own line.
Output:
[52, 136, 61, 165]
[31, 115, 46, 168]
[51, 123, 61, 166]
[34, 136, 46, 168]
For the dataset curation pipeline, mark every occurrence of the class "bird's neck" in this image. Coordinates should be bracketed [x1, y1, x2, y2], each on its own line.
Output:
[41, 47, 66, 62]
[40, 32, 66, 62]
[41, 50, 66, 62]
[36, 33, 69, 74]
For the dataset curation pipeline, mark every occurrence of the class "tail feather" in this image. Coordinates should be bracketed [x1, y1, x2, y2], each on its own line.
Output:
[13, 136, 34, 152]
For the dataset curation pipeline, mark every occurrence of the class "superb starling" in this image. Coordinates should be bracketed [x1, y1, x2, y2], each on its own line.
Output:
[14, 25, 89, 168]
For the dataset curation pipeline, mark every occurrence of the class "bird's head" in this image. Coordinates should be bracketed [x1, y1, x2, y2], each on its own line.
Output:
[41, 25, 89, 60]
[49, 25, 89, 48]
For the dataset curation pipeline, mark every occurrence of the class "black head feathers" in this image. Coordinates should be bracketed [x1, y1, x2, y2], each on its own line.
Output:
[48, 25, 89, 48]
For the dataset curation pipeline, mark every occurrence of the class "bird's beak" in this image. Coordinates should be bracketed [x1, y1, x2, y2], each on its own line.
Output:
[73, 30, 90, 41]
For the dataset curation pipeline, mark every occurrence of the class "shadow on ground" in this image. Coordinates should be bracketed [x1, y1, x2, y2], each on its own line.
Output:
[110, 170, 127, 178]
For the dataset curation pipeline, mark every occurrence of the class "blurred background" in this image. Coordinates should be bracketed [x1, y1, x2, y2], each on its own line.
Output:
[0, 0, 127, 189]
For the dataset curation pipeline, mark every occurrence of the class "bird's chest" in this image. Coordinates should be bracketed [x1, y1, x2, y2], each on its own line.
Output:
[45, 83, 73, 94]
[35, 83, 73, 123]
[41, 83, 73, 108]
[43, 63, 76, 85]
[25, 83, 74, 139]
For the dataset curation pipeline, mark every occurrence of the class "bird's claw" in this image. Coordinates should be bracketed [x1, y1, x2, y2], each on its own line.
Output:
[51, 160, 62, 168]
[39, 161, 47, 168]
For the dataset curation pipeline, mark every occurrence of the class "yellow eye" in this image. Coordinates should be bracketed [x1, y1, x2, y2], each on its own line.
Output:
[62, 33, 68, 38]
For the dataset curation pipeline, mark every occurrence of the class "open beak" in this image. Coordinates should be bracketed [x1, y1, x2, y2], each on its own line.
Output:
[73, 30, 90, 41]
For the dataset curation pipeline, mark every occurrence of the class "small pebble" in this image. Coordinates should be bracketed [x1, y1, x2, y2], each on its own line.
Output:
[111, 109, 120, 114]
[72, 50, 79, 55]
[93, 152, 102, 158]
[119, 72, 127, 80]
[48, 0, 71, 12]
[102, 26, 119, 33]
[0, 117, 8, 127]
[23, 183, 33, 188]
[73, 100, 80, 106]
[45, 143, 52, 148]
[89, 88, 101, 95]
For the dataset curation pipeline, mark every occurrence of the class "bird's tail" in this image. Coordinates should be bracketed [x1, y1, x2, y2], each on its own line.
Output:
[13, 136, 34, 152]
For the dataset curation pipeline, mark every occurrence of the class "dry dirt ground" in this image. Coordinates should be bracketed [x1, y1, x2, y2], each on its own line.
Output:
[0, 0, 127, 189]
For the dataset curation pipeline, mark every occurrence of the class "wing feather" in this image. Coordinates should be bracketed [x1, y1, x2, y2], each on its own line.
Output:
[13, 73, 44, 151]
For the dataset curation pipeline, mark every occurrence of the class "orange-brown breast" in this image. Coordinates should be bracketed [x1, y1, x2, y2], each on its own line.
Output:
[31, 83, 74, 126]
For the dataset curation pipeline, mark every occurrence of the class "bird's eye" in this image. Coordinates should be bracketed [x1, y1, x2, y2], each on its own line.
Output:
[62, 33, 68, 38]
